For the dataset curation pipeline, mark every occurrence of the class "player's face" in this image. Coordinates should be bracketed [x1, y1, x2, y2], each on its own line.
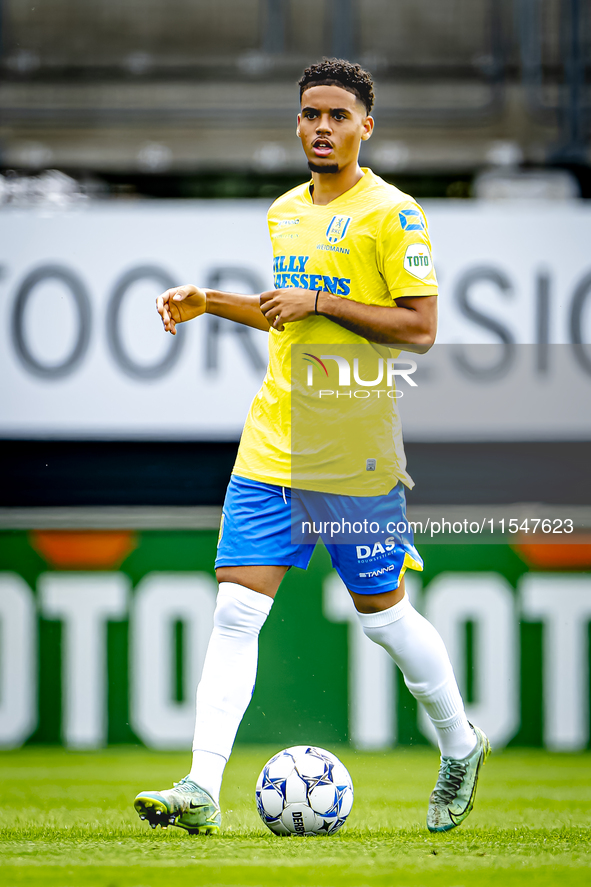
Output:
[297, 85, 373, 174]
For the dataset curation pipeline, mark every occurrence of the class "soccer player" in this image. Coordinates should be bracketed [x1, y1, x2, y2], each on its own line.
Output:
[134, 59, 490, 835]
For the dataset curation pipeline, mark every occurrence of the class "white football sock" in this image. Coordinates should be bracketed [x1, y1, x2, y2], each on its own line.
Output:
[188, 749, 227, 805]
[189, 582, 274, 803]
[357, 593, 476, 759]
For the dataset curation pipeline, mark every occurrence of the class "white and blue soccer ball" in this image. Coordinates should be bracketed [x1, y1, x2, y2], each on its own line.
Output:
[256, 745, 354, 836]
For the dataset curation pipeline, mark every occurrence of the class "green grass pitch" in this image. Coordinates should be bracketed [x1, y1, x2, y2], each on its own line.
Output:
[0, 746, 590, 887]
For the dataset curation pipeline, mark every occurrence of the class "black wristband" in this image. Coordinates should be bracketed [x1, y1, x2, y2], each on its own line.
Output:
[314, 289, 322, 315]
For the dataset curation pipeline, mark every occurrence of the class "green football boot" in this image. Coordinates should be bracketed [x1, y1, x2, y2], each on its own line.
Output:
[427, 724, 491, 833]
[134, 776, 221, 835]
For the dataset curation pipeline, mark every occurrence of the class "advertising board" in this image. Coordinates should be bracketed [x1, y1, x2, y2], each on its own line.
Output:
[1, 201, 590, 441]
[1, 529, 589, 752]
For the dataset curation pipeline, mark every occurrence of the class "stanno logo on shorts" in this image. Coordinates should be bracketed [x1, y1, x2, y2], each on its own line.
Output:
[326, 215, 352, 245]
[359, 564, 397, 578]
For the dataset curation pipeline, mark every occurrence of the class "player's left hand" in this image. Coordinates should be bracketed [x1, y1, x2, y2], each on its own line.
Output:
[259, 288, 318, 331]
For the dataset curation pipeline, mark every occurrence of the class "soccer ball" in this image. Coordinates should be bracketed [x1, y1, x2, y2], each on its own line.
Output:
[255, 745, 354, 836]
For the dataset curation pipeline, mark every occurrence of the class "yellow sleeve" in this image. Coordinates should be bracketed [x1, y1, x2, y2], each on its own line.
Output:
[376, 201, 438, 300]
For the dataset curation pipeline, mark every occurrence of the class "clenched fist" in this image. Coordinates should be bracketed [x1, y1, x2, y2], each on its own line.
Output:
[156, 284, 207, 335]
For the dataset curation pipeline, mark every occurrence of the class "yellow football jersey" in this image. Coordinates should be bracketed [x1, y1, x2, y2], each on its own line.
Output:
[233, 168, 438, 493]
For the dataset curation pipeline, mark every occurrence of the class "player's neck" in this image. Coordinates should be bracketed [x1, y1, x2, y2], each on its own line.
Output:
[310, 163, 365, 206]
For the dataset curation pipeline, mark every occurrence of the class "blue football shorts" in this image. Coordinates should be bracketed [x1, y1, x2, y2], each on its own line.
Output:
[215, 474, 423, 594]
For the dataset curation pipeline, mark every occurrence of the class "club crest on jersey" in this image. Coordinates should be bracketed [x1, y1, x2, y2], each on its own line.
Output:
[326, 215, 351, 245]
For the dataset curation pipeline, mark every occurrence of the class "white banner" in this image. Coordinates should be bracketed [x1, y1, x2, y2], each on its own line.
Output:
[1, 200, 590, 440]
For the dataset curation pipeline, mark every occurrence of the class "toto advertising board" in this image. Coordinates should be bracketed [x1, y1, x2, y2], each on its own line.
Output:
[0, 200, 590, 441]
[1, 529, 590, 752]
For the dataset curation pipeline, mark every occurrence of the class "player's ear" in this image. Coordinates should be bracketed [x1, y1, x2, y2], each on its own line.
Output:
[361, 116, 374, 141]
[296, 113, 301, 138]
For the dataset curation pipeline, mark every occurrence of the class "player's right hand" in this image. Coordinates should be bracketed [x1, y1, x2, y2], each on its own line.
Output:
[156, 284, 207, 335]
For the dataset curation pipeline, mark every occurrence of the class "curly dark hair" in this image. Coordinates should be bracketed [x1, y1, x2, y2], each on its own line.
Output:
[298, 58, 375, 114]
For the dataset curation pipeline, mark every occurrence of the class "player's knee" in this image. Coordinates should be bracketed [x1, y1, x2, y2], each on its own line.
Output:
[214, 581, 273, 634]
[349, 585, 405, 614]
